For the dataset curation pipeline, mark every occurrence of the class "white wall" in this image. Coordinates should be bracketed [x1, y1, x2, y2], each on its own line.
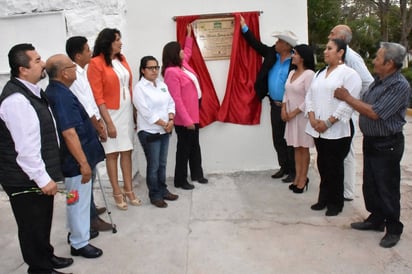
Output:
[0, 0, 308, 177]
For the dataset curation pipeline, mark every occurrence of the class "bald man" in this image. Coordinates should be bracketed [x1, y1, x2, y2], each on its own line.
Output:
[328, 24, 374, 201]
[45, 54, 105, 258]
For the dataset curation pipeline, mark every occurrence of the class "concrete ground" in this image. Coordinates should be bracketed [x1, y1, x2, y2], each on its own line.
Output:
[1, 115, 412, 274]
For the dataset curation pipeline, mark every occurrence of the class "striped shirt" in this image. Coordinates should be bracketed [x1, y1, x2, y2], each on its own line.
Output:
[359, 71, 411, 136]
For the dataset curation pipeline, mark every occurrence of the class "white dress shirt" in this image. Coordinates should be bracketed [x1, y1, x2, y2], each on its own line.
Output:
[69, 64, 101, 119]
[0, 78, 58, 187]
[305, 64, 362, 139]
[133, 77, 175, 134]
[345, 46, 374, 94]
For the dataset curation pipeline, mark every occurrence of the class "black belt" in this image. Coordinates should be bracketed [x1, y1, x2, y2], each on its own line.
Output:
[364, 132, 403, 141]
[270, 99, 282, 107]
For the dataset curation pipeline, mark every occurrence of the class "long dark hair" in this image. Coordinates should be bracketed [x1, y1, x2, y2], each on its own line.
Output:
[161, 41, 182, 77]
[139, 56, 158, 79]
[92, 28, 123, 66]
[294, 44, 315, 71]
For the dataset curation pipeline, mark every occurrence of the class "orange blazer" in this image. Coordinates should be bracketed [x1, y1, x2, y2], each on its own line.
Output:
[87, 54, 133, 110]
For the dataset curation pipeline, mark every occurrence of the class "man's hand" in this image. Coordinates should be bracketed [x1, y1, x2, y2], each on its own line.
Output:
[80, 163, 92, 183]
[41, 180, 58, 195]
[98, 119, 107, 142]
[334, 87, 351, 101]
[240, 15, 246, 28]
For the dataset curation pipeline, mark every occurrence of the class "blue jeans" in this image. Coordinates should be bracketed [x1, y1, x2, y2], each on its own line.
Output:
[65, 174, 91, 249]
[138, 131, 170, 202]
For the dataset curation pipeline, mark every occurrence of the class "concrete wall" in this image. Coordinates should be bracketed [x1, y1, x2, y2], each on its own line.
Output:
[0, 0, 308, 177]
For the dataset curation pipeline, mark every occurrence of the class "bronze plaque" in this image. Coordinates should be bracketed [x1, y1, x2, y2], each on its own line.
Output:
[192, 17, 234, 60]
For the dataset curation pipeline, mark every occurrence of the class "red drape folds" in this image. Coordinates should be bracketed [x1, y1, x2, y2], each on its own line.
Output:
[175, 16, 220, 128]
[217, 12, 262, 125]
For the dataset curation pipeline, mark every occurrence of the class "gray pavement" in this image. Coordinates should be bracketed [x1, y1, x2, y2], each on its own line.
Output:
[1, 115, 412, 274]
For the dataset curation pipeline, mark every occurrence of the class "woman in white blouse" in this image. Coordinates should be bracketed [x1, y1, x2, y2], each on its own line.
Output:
[305, 38, 361, 216]
[133, 56, 178, 208]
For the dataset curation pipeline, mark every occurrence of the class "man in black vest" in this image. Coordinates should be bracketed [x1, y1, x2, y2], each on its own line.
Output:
[240, 16, 297, 182]
[0, 44, 73, 274]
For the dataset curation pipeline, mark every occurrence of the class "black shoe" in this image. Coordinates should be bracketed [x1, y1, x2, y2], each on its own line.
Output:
[271, 169, 286, 179]
[71, 244, 103, 258]
[310, 203, 326, 211]
[194, 178, 208, 184]
[96, 206, 106, 215]
[282, 174, 295, 183]
[163, 193, 179, 201]
[151, 199, 168, 208]
[175, 182, 195, 190]
[51, 255, 73, 269]
[67, 230, 99, 244]
[292, 178, 309, 193]
[51, 270, 73, 274]
[351, 221, 385, 232]
[379, 233, 401, 248]
[325, 208, 341, 216]
[91, 217, 112, 232]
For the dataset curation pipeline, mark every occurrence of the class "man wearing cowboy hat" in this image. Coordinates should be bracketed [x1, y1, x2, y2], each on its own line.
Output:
[240, 15, 297, 182]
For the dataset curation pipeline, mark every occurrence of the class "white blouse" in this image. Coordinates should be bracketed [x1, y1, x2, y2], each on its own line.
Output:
[305, 64, 361, 139]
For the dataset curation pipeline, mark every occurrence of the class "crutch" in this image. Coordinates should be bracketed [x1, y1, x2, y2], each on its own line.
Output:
[95, 165, 117, 233]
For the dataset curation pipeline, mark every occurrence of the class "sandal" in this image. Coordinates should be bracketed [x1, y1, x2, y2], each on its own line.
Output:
[113, 193, 128, 210]
[123, 189, 142, 206]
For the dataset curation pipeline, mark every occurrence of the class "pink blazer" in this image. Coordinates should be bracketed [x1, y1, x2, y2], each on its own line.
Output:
[164, 65, 199, 127]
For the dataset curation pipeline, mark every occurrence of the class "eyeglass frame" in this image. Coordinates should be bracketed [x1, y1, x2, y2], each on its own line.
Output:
[144, 66, 160, 71]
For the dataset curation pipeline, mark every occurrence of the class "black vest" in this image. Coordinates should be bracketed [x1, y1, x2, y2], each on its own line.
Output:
[0, 78, 63, 187]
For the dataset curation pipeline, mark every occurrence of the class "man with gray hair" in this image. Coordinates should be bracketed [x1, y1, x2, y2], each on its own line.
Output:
[328, 24, 374, 201]
[334, 42, 411, 248]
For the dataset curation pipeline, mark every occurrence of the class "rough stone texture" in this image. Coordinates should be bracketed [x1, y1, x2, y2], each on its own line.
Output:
[0, 0, 126, 43]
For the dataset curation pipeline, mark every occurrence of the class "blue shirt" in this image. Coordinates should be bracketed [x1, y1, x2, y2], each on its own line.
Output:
[45, 80, 105, 177]
[268, 54, 291, 101]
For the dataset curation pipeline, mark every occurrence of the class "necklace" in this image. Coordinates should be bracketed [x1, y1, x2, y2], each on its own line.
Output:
[112, 60, 128, 100]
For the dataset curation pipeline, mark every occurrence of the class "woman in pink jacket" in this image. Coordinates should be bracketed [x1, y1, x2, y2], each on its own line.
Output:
[161, 24, 208, 190]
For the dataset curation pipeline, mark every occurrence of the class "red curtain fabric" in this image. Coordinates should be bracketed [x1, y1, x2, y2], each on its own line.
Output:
[175, 12, 261, 126]
[217, 12, 262, 125]
[175, 16, 220, 128]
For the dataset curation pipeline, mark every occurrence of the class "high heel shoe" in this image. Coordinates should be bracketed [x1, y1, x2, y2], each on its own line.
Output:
[123, 189, 142, 206]
[289, 184, 297, 190]
[292, 178, 309, 194]
[113, 193, 128, 210]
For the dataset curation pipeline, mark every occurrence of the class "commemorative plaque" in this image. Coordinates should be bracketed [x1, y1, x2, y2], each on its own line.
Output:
[192, 17, 234, 60]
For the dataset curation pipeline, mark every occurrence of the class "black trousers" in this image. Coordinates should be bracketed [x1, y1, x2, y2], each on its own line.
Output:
[270, 102, 295, 174]
[314, 136, 352, 211]
[2, 185, 54, 274]
[363, 132, 404, 235]
[174, 124, 204, 185]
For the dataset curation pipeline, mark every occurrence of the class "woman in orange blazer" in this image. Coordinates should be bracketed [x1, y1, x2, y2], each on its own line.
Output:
[88, 28, 140, 210]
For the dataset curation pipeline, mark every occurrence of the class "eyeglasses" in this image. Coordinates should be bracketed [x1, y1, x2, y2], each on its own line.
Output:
[145, 66, 160, 71]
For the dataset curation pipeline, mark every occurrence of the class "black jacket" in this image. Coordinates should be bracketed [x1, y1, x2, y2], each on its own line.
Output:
[241, 29, 294, 100]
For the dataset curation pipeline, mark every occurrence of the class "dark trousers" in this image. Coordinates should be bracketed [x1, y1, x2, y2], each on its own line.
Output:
[314, 136, 352, 211]
[90, 167, 98, 221]
[363, 133, 404, 235]
[2, 185, 54, 274]
[174, 124, 204, 185]
[270, 102, 295, 174]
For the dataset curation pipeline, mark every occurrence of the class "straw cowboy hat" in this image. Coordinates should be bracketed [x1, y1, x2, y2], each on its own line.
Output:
[272, 30, 298, 47]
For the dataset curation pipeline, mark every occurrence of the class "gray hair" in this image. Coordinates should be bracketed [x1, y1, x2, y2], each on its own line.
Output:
[380, 42, 406, 69]
[338, 26, 352, 44]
